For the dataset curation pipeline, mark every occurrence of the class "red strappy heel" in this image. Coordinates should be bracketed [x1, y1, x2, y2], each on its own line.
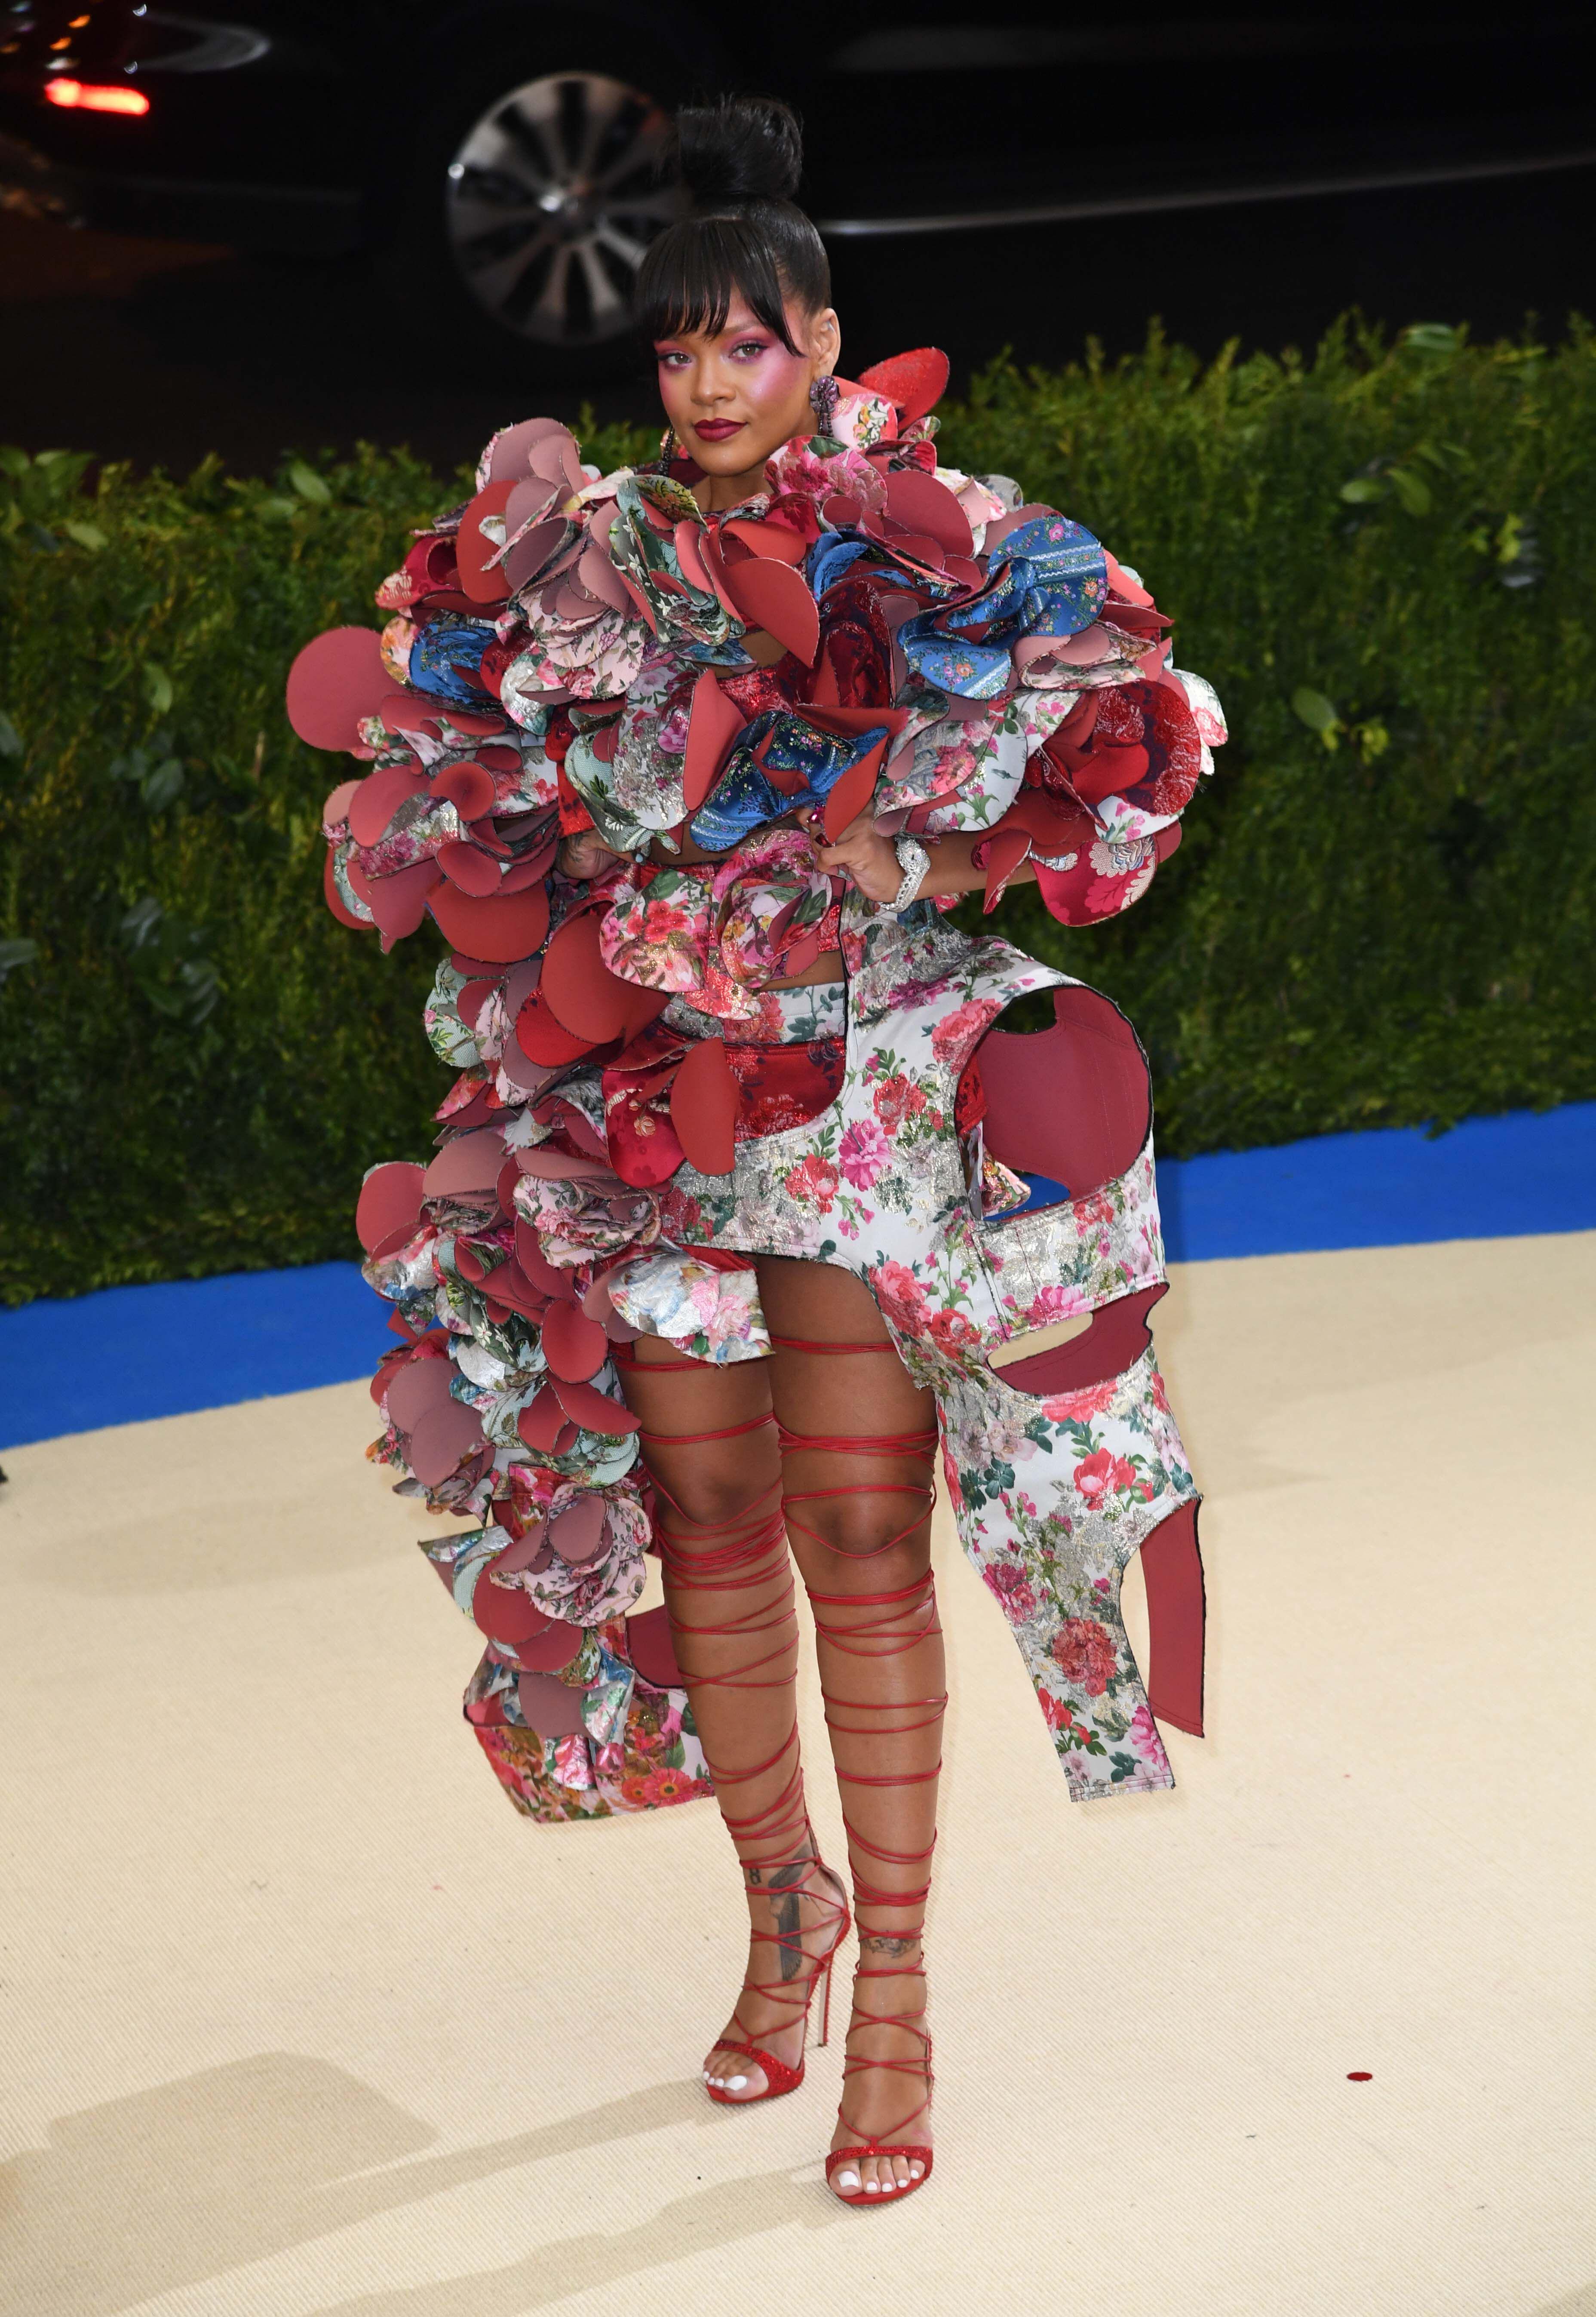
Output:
[771, 1342, 944, 2203]
[622, 1342, 852, 2104]
[701, 1850, 850, 2101]
[823, 1961, 934, 2202]
[816, 1570, 939, 2204]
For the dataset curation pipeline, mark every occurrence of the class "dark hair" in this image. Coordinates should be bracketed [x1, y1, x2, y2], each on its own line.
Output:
[636, 96, 831, 353]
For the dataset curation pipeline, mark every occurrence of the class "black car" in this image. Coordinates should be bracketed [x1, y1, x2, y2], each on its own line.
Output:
[1, 2, 1591, 375]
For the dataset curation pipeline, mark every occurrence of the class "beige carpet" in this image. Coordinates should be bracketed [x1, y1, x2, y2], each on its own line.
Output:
[3, 1235, 1594, 2317]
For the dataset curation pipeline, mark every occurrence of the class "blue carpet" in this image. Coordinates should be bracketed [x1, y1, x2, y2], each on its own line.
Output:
[2, 1101, 1592, 1451]
[0, 1263, 383, 1450]
[1157, 1100, 1596, 1263]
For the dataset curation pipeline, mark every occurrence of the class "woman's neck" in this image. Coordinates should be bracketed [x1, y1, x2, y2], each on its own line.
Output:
[694, 459, 772, 513]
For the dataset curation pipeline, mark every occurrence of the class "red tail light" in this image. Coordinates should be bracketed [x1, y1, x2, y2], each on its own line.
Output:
[43, 78, 150, 116]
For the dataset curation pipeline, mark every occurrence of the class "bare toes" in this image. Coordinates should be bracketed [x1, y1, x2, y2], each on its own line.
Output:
[708, 2059, 766, 2100]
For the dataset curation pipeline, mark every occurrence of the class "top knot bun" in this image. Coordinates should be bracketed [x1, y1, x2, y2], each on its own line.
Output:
[635, 92, 828, 350]
[675, 95, 804, 211]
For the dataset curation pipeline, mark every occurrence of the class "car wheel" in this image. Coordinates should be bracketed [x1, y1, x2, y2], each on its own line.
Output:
[442, 68, 680, 355]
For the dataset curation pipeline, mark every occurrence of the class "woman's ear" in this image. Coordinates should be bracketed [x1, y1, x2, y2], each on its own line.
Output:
[811, 307, 841, 377]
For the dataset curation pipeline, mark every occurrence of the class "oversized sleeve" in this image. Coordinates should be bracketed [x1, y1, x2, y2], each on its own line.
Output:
[774, 364, 1225, 925]
[285, 417, 667, 962]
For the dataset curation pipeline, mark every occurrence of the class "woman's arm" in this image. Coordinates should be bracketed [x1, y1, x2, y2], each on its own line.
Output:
[560, 812, 1036, 903]
[559, 832, 625, 882]
[811, 811, 1035, 904]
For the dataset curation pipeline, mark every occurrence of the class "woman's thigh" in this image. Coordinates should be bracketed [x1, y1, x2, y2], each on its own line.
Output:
[616, 1339, 779, 1527]
[756, 1257, 937, 1570]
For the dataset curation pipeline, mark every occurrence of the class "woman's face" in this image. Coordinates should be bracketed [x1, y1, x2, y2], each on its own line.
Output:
[654, 294, 840, 497]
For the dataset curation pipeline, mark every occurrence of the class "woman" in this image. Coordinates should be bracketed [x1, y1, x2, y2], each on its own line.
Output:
[289, 96, 1223, 2208]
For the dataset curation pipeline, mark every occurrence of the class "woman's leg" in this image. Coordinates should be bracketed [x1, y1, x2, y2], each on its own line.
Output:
[756, 1257, 946, 2200]
[617, 1338, 847, 2101]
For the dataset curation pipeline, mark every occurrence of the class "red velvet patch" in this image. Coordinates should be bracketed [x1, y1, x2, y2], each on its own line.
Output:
[725, 1038, 845, 1139]
[976, 988, 1151, 1195]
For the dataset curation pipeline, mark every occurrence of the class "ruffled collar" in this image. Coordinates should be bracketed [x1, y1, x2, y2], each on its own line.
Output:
[648, 381, 919, 525]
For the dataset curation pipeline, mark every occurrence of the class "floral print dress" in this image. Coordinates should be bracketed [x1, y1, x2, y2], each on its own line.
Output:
[288, 353, 1225, 1819]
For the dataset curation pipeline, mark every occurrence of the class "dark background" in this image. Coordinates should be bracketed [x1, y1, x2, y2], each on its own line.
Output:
[3, 157, 1593, 476]
[2, 2, 1593, 465]
[3, 14, 1595, 1298]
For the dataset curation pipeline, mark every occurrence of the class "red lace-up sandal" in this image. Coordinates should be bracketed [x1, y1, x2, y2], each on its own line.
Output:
[771, 1347, 945, 2203]
[626, 1348, 852, 2105]
[824, 1942, 934, 2202]
[702, 1845, 851, 2101]
[817, 1578, 939, 2203]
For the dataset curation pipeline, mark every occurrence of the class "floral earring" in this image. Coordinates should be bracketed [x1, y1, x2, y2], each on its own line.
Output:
[808, 374, 840, 436]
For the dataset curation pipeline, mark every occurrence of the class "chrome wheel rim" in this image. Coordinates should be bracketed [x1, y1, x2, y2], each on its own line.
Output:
[444, 71, 678, 346]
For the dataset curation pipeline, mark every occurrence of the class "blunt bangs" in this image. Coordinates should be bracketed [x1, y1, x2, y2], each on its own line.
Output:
[637, 204, 829, 353]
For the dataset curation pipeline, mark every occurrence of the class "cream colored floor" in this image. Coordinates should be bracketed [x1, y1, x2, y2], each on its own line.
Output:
[3, 1236, 1594, 2317]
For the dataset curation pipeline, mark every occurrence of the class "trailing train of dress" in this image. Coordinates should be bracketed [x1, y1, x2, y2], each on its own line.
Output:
[286, 349, 1225, 1820]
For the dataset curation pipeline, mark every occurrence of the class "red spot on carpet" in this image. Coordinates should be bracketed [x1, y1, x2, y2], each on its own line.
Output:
[1347, 2071, 1373, 2081]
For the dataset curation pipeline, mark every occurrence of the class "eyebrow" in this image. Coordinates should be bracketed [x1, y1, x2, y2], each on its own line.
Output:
[651, 323, 772, 350]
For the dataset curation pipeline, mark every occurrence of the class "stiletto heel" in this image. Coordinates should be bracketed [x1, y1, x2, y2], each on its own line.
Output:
[703, 1853, 851, 2104]
[628, 1391, 847, 2107]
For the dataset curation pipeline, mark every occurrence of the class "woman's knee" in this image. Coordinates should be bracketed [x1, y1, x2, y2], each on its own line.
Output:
[792, 1505, 932, 1587]
[653, 1457, 780, 1533]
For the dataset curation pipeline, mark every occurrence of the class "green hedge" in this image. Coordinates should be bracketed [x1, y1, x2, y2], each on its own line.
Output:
[944, 317, 1596, 1152]
[2, 321, 1593, 1305]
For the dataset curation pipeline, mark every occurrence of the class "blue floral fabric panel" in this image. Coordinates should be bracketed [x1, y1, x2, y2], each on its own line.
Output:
[899, 515, 1108, 697]
[691, 710, 891, 851]
[408, 614, 502, 706]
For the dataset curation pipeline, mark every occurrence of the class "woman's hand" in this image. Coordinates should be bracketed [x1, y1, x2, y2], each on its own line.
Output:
[804, 808, 1036, 904]
[807, 808, 905, 903]
[559, 831, 622, 882]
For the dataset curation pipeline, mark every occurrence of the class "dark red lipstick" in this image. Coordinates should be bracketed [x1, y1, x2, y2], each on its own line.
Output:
[693, 419, 746, 442]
